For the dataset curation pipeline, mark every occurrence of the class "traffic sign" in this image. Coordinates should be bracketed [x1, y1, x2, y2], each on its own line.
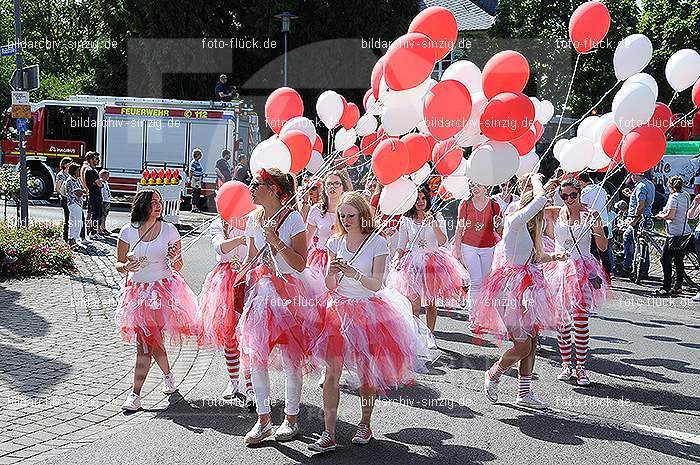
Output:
[11, 104, 31, 119]
[0, 44, 16, 56]
[16, 118, 27, 132]
[11, 91, 29, 105]
[9, 64, 39, 91]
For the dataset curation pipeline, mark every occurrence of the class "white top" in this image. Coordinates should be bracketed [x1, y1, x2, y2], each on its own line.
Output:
[245, 210, 307, 275]
[119, 221, 180, 283]
[396, 214, 447, 253]
[581, 184, 609, 227]
[664, 192, 691, 236]
[101, 180, 112, 203]
[553, 187, 563, 206]
[210, 217, 247, 263]
[327, 233, 389, 299]
[493, 193, 520, 215]
[501, 195, 547, 265]
[553, 211, 593, 259]
[307, 205, 336, 248]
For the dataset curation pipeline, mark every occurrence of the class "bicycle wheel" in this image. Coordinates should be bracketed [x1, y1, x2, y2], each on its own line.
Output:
[632, 239, 650, 284]
[683, 252, 700, 289]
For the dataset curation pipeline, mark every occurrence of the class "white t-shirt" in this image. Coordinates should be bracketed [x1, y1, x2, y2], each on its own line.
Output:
[327, 233, 389, 299]
[210, 217, 247, 263]
[501, 195, 547, 265]
[396, 214, 447, 253]
[307, 205, 336, 248]
[119, 221, 180, 283]
[493, 193, 520, 215]
[581, 184, 609, 227]
[245, 210, 307, 275]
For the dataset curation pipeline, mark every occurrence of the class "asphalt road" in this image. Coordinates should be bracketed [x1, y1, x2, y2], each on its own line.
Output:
[14, 202, 700, 465]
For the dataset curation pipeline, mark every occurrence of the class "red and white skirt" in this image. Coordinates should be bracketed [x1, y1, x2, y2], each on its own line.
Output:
[197, 261, 246, 350]
[307, 245, 330, 275]
[544, 255, 610, 319]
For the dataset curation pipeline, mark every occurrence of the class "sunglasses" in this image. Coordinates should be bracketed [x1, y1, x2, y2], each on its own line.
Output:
[310, 185, 319, 191]
[560, 192, 579, 200]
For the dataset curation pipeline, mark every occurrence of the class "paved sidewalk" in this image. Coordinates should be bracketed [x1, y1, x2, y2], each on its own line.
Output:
[0, 240, 213, 464]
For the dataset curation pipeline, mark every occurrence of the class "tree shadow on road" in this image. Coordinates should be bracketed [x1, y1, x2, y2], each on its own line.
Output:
[572, 383, 700, 417]
[0, 343, 71, 395]
[434, 330, 498, 348]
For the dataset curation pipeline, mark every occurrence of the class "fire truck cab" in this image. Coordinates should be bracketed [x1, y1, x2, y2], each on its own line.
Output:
[0, 95, 260, 201]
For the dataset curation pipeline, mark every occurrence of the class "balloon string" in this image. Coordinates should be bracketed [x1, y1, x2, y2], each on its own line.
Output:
[667, 107, 698, 131]
[541, 54, 581, 160]
[668, 92, 678, 107]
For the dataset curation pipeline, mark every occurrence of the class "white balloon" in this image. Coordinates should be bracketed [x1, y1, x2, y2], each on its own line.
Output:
[559, 137, 594, 173]
[623, 72, 658, 99]
[453, 157, 468, 176]
[538, 100, 555, 124]
[456, 132, 488, 148]
[379, 76, 431, 108]
[592, 112, 614, 141]
[589, 142, 612, 170]
[612, 82, 655, 134]
[442, 174, 471, 199]
[306, 150, 324, 174]
[365, 94, 382, 116]
[250, 137, 292, 173]
[516, 150, 540, 176]
[381, 102, 422, 136]
[466, 142, 519, 186]
[441, 60, 482, 94]
[553, 138, 568, 161]
[379, 177, 419, 215]
[409, 163, 431, 185]
[577, 115, 600, 140]
[280, 116, 317, 145]
[455, 91, 487, 142]
[356, 113, 378, 136]
[614, 34, 653, 80]
[417, 119, 430, 134]
[316, 90, 344, 129]
[530, 97, 542, 122]
[665, 48, 700, 92]
[334, 127, 357, 152]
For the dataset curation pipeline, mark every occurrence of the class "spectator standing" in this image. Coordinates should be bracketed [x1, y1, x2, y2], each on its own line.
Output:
[622, 172, 655, 275]
[232, 152, 252, 185]
[215, 74, 233, 102]
[578, 172, 611, 274]
[55, 157, 73, 241]
[215, 149, 233, 187]
[99, 169, 112, 236]
[189, 149, 204, 213]
[83, 152, 104, 240]
[655, 176, 691, 295]
[65, 164, 84, 249]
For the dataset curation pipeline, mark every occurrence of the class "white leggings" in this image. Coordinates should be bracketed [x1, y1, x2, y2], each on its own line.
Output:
[67, 203, 83, 241]
[250, 346, 303, 416]
[461, 244, 495, 307]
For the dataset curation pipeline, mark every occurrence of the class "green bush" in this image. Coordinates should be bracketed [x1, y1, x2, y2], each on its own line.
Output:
[0, 221, 75, 277]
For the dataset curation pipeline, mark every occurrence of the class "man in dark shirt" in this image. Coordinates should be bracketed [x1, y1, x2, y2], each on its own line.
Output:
[215, 75, 233, 102]
[83, 151, 104, 239]
[215, 149, 233, 186]
[233, 153, 252, 185]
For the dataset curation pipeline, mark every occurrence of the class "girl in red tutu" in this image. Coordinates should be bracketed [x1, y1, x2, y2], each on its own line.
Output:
[238, 168, 325, 445]
[306, 170, 351, 275]
[309, 192, 428, 453]
[197, 216, 254, 404]
[471, 174, 567, 409]
[544, 179, 610, 386]
[388, 186, 468, 343]
[115, 190, 199, 411]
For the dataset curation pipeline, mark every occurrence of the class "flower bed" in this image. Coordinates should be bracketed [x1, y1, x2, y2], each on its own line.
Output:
[0, 221, 75, 277]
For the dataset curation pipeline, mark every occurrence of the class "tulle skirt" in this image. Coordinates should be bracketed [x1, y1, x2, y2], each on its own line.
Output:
[115, 272, 199, 352]
[236, 265, 325, 372]
[197, 261, 245, 349]
[491, 236, 554, 271]
[544, 255, 610, 318]
[387, 249, 469, 306]
[307, 245, 329, 275]
[311, 289, 430, 394]
[469, 263, 559, 342]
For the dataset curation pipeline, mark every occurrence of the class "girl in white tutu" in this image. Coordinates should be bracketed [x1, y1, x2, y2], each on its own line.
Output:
[115, 190, 199, 411]
[238, 168, 325, 445]
[388, 186, 468, 342]
[197, 216, 254, 404]
[309, 192, 428, 453]
[471, 174, 567, 409]
[544, 178, 610, 386]
[306, 170, 351, 275]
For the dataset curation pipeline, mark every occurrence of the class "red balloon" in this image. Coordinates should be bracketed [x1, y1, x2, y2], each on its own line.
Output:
[371, 57, 385, 100]
[438, 184, 453, 201]
[533, 121, 544, 140]
[621, 125, 666, 174]
[342, 145, 361, 166]
[360, 130, 386, 156]
[408, 6, 458, 61]
[216, 181, 255, 229]
[432, 138, 462, 176]
[401, 133, 431, 175]
[313, 135, 323, 154]
[363, 89, 373, 110]
[510, 128, 537, 155]
[372, 139, 408, 185]
[340, 102, 360, 129]
[569, 1, 611, 53]
[600, 123, 623, 158]
[693, 79, 700, 108]
[649, 102, 673, 133]
[481, 51, 530, 100]
[425, 134, 438, 153]
[280, 130, 312, 174]
[480, 92, 535, 142]
[383, 33, 437, 91]
[265, 87, 304, 134]
[423, 79, 473, 141]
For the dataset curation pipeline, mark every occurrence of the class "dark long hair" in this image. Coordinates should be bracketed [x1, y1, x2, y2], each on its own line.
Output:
[318, 170, 352, 215]
[405, 186, 432, 218]
[130, 189, 163, 224]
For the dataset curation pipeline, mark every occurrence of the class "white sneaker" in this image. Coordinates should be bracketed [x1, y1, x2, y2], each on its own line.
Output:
[692, 292, 700, 302]
[274, 419, 300, 441]
[244, 388, 256, 408]
[576, 367, 591, 386]
[162, 372, 177, 394]
[222, 379, 238, 400]
[557, 364, 574, 381]
[515, 391, 549, 410]
[484, 371, 499, 403]
[308, 431, 337, 453]
[318, 368, 326, 388]
[91, 234, 104, 240]
[427, 332, 438, 350]
[80, 238, 92, 245]
[244, 421, 273, 445]
[121, 392, 141, 411]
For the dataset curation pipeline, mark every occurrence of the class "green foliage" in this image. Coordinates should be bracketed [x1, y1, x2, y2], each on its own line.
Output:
[0, 220, 75, 277]
[0, 165, 38, 203]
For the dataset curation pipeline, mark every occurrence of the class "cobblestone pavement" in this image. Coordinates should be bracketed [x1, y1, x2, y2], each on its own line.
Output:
[0, 238, 214, 464]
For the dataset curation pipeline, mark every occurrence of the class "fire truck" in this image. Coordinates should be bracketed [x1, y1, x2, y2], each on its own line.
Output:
[0, 95, 260, 201]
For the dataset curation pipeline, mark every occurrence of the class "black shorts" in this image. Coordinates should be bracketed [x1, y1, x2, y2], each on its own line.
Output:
[88, 196, 103, 220]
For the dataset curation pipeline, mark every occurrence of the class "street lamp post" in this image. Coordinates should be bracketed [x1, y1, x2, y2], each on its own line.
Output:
[273, 12, 298, 87]
[12, 0, 28, 226]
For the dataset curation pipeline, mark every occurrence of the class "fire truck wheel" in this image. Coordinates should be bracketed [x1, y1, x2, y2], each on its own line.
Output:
[28, 167, 53, 200]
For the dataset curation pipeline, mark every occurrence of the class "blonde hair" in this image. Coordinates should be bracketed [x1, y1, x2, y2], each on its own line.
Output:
[334, 191, 376, 236]
[518, 189, 545, 262]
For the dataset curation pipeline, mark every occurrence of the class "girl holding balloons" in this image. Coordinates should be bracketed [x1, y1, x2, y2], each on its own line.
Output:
[238, 168, 324, 445]
[471, 173, 567, 410]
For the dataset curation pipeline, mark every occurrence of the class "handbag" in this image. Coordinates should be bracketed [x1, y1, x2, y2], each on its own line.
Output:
[667, 193, 691, 251]
[568, 218, 603, 290]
